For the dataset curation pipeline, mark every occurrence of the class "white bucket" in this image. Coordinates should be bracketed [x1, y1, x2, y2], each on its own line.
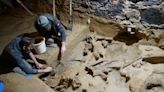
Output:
[33, 37, 46, 54]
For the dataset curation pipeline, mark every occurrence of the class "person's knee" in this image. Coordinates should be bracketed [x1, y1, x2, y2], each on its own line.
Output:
[23, 67, 37, 74]
[17, 60, 37, 74]
[13, 67, 26, 75]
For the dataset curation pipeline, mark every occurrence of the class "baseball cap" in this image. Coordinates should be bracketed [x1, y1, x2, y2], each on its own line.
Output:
[37, 16, 51, 30]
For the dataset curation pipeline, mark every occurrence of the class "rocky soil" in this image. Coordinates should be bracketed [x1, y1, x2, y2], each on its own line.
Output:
[71, 0, 164, 29]
[44, 28, 164, 92]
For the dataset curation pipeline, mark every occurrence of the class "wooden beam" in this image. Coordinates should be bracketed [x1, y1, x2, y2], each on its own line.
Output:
[67, 0, 73, 31]
[16, 0, 34, 15]
[53, 0, 56, 16]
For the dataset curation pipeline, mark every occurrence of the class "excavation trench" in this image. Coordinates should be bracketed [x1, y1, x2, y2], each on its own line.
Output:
[0, 13, 163, 92]
[39, 17, 163, 92]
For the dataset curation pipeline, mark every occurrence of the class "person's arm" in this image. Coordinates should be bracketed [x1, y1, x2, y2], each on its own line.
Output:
[61, 41, 66, 53]
[29, 53, 52, 73]
[47, 14, 67, 57]
[46, 14, 66, 42]
[21, 40, 52, 73]
[24, 46, 43, 69]
[29, 52, 44, 69]
[52, 17, 67, 55]
[28, 52, 52, 73]
[57, 27, 66, 60]
[55, 19, 67, 54]
[37, 67, 53, 73]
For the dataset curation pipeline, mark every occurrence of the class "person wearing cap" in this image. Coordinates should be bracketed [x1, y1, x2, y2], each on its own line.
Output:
[34, 13, 66, 60]
[0, 33, 52, 75]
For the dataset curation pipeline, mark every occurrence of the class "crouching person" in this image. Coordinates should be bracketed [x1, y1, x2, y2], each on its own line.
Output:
[34, 13, 67, 60]
[0, 33, 52, 75]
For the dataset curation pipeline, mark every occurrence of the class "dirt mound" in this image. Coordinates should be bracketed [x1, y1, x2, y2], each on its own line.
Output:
[0, 73, 54, 92]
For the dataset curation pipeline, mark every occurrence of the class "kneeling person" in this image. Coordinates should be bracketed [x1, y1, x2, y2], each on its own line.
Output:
[0, 33, 52, 75]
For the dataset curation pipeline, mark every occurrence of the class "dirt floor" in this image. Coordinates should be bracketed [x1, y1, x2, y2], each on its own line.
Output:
[0, 11, 164, 92]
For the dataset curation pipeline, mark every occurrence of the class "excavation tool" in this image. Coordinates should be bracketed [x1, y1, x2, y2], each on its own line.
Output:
[87, 0, 91, 24]
[67, 0, 73, 31]
[53, 0, 56, 16]
[16, 0, 34, 15]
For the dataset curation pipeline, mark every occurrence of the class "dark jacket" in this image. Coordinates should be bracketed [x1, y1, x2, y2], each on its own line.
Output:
[0, 34, 37, 74]
[35, 13, 66, 42]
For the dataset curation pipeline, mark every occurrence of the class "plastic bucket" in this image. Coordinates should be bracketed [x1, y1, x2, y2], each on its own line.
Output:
[0, 81, 4, 92]
[33, 37, 46, 54]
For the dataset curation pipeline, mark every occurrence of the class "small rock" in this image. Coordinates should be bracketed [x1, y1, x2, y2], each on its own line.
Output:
[120, 20, 132, 25]
[99, 6, 107, 11]
[101, 40, 108, 48]
[126, 9, 140, 21]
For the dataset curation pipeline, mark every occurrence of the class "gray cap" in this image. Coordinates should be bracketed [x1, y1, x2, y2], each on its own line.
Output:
[37, 16, 51, 30]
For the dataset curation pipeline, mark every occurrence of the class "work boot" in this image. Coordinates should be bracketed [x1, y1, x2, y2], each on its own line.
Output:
[46, 43, 57, 48]
[45, 38, 57, 47]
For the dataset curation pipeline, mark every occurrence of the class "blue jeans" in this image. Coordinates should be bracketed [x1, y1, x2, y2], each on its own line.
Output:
[12, 58, 38, 75]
